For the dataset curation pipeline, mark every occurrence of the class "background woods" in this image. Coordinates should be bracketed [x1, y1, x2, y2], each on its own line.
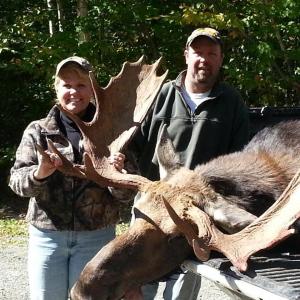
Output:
[0, 0, 299, 206]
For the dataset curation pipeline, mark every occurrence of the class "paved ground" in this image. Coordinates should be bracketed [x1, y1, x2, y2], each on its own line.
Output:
[0, 238, 29, 300]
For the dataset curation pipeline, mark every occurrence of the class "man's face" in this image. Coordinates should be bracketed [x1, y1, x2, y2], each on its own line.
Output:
[184, 37, 223, 90]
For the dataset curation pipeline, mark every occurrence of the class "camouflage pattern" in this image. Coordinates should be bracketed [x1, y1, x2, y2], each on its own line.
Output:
[9, 106, 132, 230]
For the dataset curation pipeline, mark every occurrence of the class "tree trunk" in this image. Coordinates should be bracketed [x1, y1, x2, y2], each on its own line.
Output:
[46, 0, 55, 35]
[56, 0, 65, 32]
[77, 0, 89, 42]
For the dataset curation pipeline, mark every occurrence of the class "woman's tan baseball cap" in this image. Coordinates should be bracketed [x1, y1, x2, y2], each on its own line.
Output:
[55, 56, 92, 75]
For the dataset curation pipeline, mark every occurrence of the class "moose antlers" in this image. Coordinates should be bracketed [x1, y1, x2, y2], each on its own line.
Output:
[37, 56, 300, 273]
[163, 169, 300, 272]
[37, 56, 167, 185]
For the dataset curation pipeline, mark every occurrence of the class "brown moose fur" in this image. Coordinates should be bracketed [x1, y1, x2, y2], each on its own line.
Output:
[70, 120, 300, 300]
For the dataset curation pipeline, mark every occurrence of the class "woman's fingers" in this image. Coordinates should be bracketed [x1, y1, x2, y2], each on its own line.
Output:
[108, 152, 125, 171]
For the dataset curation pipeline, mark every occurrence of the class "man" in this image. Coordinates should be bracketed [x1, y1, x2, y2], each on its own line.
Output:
[129, 27, 249, 299]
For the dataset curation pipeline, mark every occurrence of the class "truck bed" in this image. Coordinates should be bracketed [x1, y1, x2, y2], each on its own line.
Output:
[182, 252, 300, 300]
[181, 107, 300, 300]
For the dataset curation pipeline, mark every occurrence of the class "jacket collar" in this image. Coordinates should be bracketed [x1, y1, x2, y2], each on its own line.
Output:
[173, 70, 224, 99]
[39, 105, 61, 134]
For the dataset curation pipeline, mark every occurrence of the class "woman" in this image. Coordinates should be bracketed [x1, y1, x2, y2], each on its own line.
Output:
[9, 56, 128, 300]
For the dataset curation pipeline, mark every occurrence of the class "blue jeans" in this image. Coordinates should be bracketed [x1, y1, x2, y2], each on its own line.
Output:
[28, 224, 115, 300]
[142, 270, 201, 300]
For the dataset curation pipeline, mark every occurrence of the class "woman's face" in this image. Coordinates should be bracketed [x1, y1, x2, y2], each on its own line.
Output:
[56, 70, 93, 117]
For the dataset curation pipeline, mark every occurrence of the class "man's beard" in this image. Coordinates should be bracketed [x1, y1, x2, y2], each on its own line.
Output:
[196, 70, 217, 85]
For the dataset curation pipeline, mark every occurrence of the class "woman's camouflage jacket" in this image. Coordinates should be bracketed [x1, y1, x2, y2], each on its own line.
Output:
[9, 105, 128, 231]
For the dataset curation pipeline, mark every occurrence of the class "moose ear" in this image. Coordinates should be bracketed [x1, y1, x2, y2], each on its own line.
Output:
[156, 125, 182, 179]
[206, 176, 240, 195]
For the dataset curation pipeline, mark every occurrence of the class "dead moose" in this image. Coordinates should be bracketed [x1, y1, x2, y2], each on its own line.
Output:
[38, 57, 300, 300]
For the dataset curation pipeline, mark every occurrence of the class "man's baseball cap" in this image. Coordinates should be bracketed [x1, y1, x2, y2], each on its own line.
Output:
[186, 27, 222, 48]
[55, 56, 92, 76]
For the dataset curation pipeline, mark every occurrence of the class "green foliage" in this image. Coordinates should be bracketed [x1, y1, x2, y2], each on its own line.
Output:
[1, 0, 299, 104]
[0, 219, 27, 237]
[116, 222, 129, 236]
[0, 219, 27, 246]
[0, 0, 299, 206]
